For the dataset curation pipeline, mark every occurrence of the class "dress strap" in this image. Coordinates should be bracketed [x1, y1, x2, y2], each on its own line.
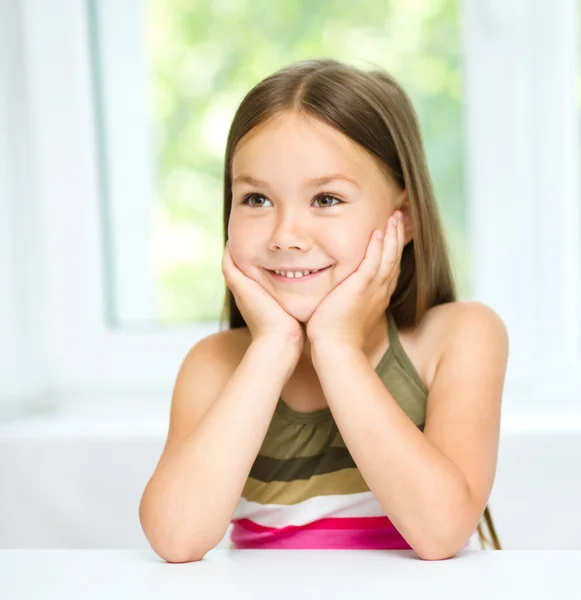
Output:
[385, 310, 428, 394]
[386, 310, 404, 356]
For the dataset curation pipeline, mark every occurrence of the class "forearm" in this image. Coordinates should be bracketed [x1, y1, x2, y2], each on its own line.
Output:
[141, 339, 300, 561]
[311, 343, 471, 559]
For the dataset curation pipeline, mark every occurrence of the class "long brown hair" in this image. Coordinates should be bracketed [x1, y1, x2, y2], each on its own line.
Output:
[219, 58, 501, 550]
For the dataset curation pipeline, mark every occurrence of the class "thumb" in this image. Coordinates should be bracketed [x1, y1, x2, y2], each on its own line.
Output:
[222, 241, 240, 285]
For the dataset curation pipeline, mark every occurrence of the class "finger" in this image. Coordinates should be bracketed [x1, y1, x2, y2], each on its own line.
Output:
[389, 215, 405, 284]
[222, 242, 242, 284]
[361, 226, 385, 281]
[378, 215, 399, 279]
[223, 241, 239, 268]
[222, 242, 232, 270]
[398, 213, 406, 254]
[395, 213, 406, 269]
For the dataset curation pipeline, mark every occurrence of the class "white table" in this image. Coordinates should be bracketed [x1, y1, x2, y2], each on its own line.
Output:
[1, 548, 580, 599]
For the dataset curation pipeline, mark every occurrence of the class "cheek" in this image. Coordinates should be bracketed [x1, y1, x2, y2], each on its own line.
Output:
[228, 216, 265, 252]
[227, 237, 255, 277]
[327, 227, 369, 270]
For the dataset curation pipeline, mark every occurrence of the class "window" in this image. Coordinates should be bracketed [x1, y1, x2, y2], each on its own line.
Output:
[1, 0, 578, 417]
[89, 0, 469, 328]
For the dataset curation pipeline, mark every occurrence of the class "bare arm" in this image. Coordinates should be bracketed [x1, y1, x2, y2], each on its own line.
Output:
[310, 303, 508, 560]
[139, 334, 300, 563]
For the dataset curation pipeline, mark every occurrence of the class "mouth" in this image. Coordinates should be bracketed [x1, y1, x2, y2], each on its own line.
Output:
[264, 265, 332, 282]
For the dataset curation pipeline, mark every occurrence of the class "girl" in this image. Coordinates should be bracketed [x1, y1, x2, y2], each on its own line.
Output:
[139, 58, 508, 562]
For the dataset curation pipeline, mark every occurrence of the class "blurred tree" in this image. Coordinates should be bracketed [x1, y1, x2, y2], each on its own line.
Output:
[145, 0, 467, 323]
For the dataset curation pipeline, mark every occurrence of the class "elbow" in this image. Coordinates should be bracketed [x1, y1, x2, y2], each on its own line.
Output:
[415, 485, 475, 560]
[157, 545, 208, 563]
[139, 487, 229, 563]
[144, 528, 214, 563]
[414, 529, 471, 561]
[143, 528, 216, 564]
[139, 504, 214, 563]
[413, 519, 471, 561]
[415, 544, 458, 561]
[145, 517, 226, 563]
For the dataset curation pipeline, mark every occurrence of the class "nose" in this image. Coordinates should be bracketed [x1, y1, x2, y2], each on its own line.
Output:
[267, 213, 312, 252]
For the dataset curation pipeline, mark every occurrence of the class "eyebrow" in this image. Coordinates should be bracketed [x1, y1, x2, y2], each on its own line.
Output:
[232, 173, 361, 190]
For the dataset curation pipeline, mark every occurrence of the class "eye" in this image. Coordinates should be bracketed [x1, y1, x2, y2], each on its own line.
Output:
[314, 194, 342, 208]
[241, 193, 343, 208]
[241, 193, 273, 208]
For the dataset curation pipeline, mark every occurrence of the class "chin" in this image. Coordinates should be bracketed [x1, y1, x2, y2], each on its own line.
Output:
[277, 298, 318, 324]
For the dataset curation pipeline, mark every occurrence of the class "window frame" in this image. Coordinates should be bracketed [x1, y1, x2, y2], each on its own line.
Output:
[463, 0, 580, 413]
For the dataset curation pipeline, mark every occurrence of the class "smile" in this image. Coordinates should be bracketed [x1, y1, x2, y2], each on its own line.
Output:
[265, 265, 332, 282]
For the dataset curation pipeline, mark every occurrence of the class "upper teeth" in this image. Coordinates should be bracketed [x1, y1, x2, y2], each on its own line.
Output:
[274, 268, 321, 278]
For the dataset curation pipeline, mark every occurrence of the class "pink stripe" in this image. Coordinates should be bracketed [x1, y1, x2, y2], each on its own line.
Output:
[233, 515, 394, 533]
[231, 516, 414, 550]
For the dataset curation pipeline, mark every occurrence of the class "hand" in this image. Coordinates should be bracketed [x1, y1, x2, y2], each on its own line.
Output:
[306, 211, 406, 349]
[222, 241, 305, 350]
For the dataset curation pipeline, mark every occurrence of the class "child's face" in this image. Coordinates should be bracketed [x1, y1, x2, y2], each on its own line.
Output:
[228, 111, 406, 324]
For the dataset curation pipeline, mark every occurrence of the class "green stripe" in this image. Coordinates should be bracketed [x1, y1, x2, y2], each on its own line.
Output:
[250, 422, 424, 483]
[250, 446, 355, 482]
[242, 467, 371, 503]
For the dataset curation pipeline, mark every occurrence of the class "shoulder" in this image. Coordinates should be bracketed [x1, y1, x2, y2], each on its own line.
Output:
[423, 300, 508, 332]
[443, 300, 508, 343]
[428, 301, 509, 371]
[406, 301, 508, 391]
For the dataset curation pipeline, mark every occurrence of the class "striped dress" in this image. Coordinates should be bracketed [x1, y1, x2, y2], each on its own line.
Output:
[230, 310, 470, 550]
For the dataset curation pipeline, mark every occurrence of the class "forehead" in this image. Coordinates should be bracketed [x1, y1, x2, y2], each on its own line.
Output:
[231, 112, 385, 182]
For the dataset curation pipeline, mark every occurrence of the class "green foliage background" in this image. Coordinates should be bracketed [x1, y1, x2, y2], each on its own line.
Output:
[145, 0, 468, 323]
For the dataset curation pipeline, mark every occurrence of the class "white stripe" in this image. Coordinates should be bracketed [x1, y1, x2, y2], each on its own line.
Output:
[232, 491, 386, 528]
